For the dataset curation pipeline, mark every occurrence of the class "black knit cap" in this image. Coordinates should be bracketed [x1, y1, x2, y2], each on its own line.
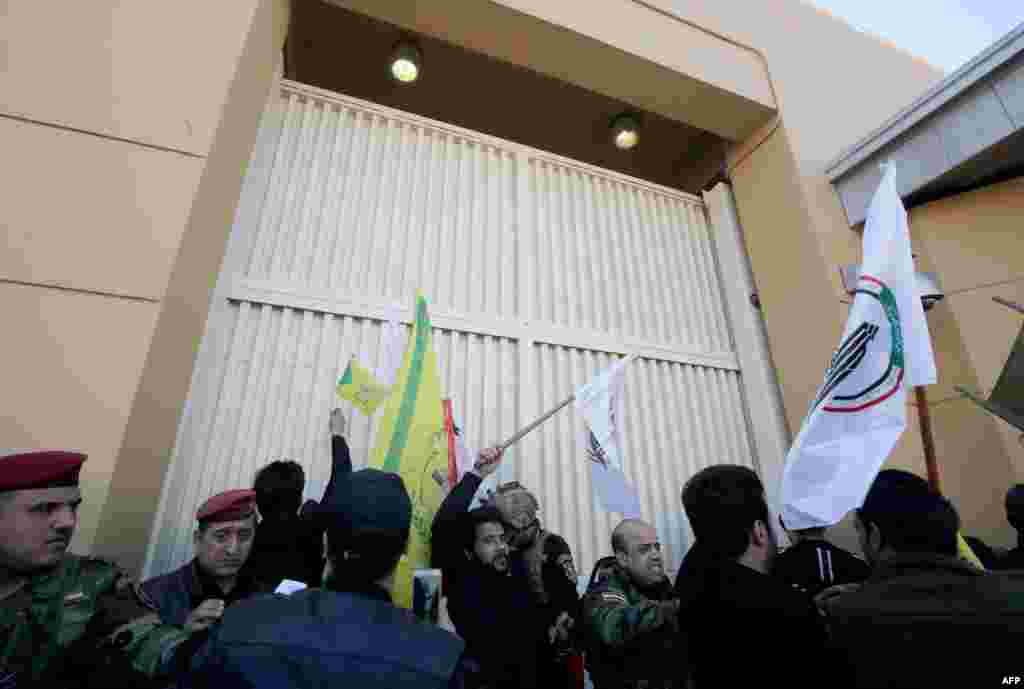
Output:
[318, 468, 411, 536]
[860, 469, 935, 516]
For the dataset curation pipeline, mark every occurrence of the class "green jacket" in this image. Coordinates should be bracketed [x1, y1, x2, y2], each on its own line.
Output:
[582, 564, 684, 689]
[1, 555, 195, 688]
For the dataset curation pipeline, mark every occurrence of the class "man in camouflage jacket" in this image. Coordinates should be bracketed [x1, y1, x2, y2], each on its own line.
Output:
[0, 451, 200, 688]
[582, 519, 684, 689]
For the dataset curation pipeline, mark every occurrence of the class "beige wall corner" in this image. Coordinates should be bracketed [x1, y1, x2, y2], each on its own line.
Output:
[703, 183, 791, 540]
[728, 123, 844, 432]
[93, 0, 290, 576]
[0, 284, 159, 551]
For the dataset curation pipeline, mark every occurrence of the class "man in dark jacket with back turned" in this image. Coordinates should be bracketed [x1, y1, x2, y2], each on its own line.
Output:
[243, 408, 354, 589]
[824, 470, 1024, 689]
[677, 465, 830, 689]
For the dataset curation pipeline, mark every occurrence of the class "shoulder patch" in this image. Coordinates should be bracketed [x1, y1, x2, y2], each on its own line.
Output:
[599, 592, 628, 605]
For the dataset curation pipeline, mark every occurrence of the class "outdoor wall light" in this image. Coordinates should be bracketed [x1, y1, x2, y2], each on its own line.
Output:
[611, 113, 640, 150]
[840, 263, 945, 311]
[389, 42, 422, 83]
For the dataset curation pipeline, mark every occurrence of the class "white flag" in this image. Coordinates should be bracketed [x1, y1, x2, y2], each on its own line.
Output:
[575, 355, 642, 518]
[780, 165, 937, 530]
[378, 302, 406, 386]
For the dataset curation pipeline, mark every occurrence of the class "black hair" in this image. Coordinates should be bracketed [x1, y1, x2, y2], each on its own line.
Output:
[463, 506, 505, 553]
[681, 465, 769, 560]
[253, 460, 305, 518]
[325, 525, 409, 587]
[858, 469, 959, 555]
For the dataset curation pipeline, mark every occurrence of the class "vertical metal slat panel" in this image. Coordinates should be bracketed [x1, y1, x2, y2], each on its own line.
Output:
[150, 84, 762, 583]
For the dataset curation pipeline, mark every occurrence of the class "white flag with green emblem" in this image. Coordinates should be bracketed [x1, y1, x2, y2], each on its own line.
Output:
[781, 165, 936, 530]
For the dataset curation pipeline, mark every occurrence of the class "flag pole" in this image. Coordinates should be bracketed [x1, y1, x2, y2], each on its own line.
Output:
[497, 393, 576, 452]
[494, 354, 636, 452]
[916, 357, 985, 569]
[914, 385, 942, 493]
[993, 296, 1024, 314]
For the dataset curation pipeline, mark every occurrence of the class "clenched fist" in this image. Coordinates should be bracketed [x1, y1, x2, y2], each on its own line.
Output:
[185, 598, 225, 633]
[473, 447, 503, 479]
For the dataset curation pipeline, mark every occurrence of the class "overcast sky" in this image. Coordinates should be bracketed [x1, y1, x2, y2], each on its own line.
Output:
[809, 0, 1024, 73]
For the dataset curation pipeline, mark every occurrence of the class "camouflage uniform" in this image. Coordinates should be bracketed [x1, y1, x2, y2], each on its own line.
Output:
[582, 563, 684, 689]
[1, 555, 195, 688]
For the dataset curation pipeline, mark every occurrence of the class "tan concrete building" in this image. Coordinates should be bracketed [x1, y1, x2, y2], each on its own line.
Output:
[3, 0, 1017, 578]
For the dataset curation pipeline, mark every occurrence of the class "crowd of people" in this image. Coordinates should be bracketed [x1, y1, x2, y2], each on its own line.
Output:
[2, 408, 1024, 688]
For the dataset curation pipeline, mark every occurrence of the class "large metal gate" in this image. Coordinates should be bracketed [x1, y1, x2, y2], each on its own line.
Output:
[144, 80, 764, 580]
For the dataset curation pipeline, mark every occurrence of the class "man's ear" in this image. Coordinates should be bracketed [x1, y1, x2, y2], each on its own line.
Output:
[615, 551, 629, 569]
[751, 520, 770, 548]
[866, 522, 883, 554]
[464, 548, 473, 561]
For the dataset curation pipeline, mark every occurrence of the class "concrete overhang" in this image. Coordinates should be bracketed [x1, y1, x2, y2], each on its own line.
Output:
[325, 0, 777, 143]
[827, 22, 1024, 226]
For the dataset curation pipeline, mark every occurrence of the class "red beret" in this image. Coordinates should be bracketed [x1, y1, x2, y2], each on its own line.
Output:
[196, 489, 256, 524]
[0, 450, 87, 493]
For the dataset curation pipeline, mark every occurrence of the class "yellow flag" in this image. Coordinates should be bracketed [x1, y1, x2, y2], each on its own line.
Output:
[957, 532, 985, 571]
[337, 359, 392, 416]
[368, 294, 447, 608]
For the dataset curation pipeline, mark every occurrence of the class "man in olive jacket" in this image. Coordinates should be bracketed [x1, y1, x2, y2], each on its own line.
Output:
[583, 519, 683, 689]
[0, 450, 200, 688]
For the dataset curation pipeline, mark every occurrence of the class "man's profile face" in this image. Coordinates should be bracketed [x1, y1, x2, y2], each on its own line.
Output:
[194, 516, 255, 578]
[471, 521, 509, 573]
[0, 487, 81, 574]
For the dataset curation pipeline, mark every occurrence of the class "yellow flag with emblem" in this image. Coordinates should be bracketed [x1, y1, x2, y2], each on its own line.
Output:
[368, 293, 448, 608]
[337, 358, 392, 416]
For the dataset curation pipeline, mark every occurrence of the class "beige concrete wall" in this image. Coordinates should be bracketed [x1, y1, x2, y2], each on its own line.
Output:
[92, 0, 292, 576]
[1, 0, 289, 565]
[904, 177, 1024, 547]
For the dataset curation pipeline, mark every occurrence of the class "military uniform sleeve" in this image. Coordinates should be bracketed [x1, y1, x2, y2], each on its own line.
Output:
[85, 566, 197, 681]
[583, 582, 678, 648]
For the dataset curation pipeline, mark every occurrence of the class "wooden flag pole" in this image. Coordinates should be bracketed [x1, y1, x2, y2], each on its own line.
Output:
[914, 385, 942, 493]
[993, 295, 1024, 314]
[917, 383, 987, 569]
[497, 393, 576, 453]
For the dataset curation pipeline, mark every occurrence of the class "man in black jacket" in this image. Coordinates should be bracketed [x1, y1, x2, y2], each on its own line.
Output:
[773, 518, 870, 597]
[243, 408, 353, 589]
[189, 468, 473, 689]
[491, 480, 581, 687]
[431, 448, 542, 689]
[997, 483, 1024, 570]
[824, 470, 1024, 688]
[677, 465, 830, 688]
